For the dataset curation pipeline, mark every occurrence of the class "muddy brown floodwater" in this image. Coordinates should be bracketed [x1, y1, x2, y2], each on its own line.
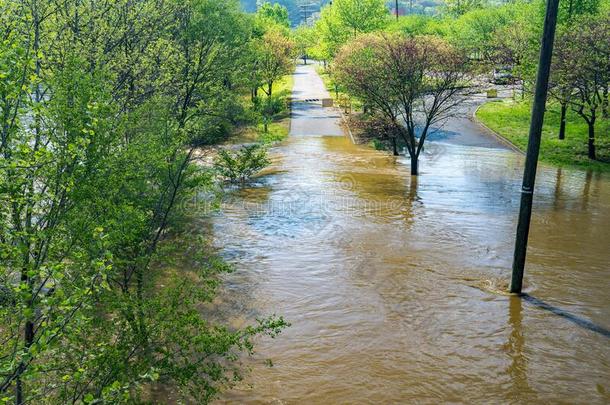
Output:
[207, 132, 610, 404]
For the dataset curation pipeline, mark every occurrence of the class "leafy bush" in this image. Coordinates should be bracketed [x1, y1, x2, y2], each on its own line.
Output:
[258, 126, 288, 144]
[349, 113, 399, 143]
[189, 99, 246, 146]
[254, 94, 287, 116]
[214, 144, 271, 183]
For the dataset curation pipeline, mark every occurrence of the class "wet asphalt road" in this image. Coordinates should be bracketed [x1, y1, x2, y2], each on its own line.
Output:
[290, 64, 344, 137]
[290, 63, 517, 150]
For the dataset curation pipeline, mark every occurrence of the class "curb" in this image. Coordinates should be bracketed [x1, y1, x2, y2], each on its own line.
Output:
[340, 113, 357, 144]
[472, 103, 525, 155]
[288, 97, 294, 135]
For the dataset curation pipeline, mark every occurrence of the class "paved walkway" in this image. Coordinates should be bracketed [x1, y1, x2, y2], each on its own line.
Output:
[290, 64, 344, 137]
[426, 86, 516, 150]
[289, 63, 516, 150]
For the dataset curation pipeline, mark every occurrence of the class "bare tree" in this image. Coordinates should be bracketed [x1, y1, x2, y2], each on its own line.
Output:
[334, 34, 472, 175]
[553, 15, 609, 160]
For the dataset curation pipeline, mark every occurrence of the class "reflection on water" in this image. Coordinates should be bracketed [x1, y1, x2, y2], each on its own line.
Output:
[505, 296, 537, 403]
[208, 135, 610, 404]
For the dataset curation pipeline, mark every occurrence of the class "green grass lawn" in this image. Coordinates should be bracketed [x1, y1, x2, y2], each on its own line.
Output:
[229, 73, 294, 145]
[275, 72, 294, 97]
[316, 66, 336, 98]
[260, 73, 292, 143]
[477, 100, 610, 172]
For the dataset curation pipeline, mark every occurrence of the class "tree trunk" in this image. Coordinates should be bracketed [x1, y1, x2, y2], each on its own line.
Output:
[558, 102, 566, 140]
[268, 81, 273, 98]
[392, 138, 398, 156]
[587, 120, 596, 160]
[15, 2, 41, 400]
[581, 170, 593, 209]
[603, 85, 609, 118]
[410, 157, 419, 176]
[303, 55, 307, 65]
[15, 375, 22, 405]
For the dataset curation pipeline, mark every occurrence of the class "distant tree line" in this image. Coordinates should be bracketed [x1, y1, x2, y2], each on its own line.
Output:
[241, 0, 304, 26]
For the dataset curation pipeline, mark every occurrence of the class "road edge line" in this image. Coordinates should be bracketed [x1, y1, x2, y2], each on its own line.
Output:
[472, 103, 525, 155]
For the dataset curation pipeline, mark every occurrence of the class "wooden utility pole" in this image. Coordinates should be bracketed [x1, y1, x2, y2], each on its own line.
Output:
[510, 0, 560, 294]
[299, 1, 316, 26]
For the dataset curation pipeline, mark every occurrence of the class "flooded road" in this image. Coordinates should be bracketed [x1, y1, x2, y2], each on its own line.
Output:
[210, 66, 610, 404]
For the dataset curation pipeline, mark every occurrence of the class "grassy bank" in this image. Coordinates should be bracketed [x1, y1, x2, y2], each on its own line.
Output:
[316, 66, 364, 112]
[230, 73, 294, 145]
[262, 73, 293, 143]
[317, 66, 337, 100]
[477, 100, 610, 172]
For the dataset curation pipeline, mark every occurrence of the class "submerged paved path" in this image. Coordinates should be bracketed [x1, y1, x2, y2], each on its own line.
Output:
[289, 63, 515, 150]
[290, 64, 344, 137]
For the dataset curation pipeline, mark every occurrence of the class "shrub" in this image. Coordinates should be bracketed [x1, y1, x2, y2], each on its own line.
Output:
[349, 113, 399, 145]
[214, 144, 271, 183]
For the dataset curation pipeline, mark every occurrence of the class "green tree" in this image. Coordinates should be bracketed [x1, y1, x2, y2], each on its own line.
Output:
[294, 25, 316, 64]
[0, 1, 117, 400]
[552, 14, 610, 160]
[550, 0, 604, 139]
[251, 27, 295, 131]
[448, 4, 516, 62]
[490, 5, 541, 97]
[333, 0, 389, 35]
[313, 0, 388, 60]
[313, 4, 352, 60]
[0, 0, 286, 403]
[257, 1, 291, 28]
[215, 144, 271, 183]
[559, 0, 600, 22]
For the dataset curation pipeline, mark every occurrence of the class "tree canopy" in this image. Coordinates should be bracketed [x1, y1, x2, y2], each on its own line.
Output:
[257, 1, 291, 27]
[0, 0, 290, 403]
[334, 34, 471, 174]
